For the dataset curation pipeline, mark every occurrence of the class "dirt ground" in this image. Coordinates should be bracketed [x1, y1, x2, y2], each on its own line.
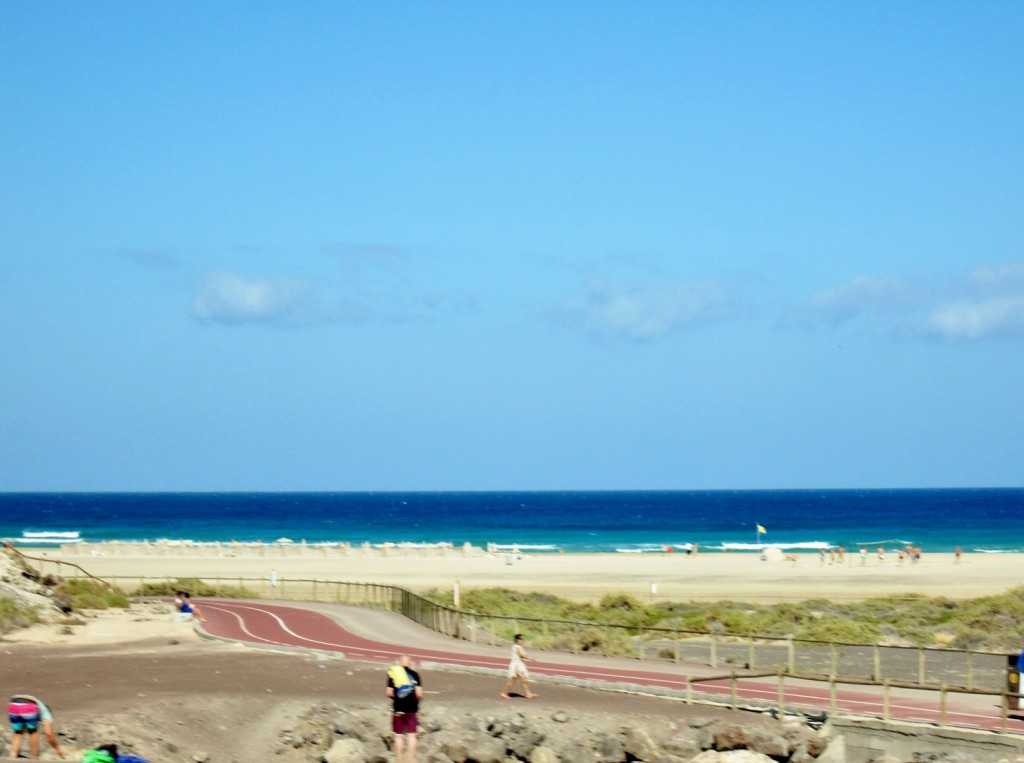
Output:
[0, 604, 750, 762]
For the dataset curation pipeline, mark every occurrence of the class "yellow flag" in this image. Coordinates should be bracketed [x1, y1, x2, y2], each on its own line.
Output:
[757, 524, 767, 534]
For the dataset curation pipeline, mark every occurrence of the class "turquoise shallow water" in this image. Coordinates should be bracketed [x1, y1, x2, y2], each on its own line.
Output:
[1, 489, 1021, 553]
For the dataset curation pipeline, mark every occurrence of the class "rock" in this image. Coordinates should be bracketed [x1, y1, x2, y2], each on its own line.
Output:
[814, 735, 846, 763]
[718, 752, 776, 763]
[465, 733, 506, 763]
[560, 745, 600, 763]
[690, 752, 721, 763]
[624, 726, 661, 761]
[324, 738, 367, 763]
[663, 730, 704, 760]
[529, 747, 559, 763]
[507, 727, 545, 758]
[552, 711, 572, 723]
[595, 734, 625, 763]
[714, 725, 751, 751]
[443, 739, 471, 763]
[747, 729, 789, 759]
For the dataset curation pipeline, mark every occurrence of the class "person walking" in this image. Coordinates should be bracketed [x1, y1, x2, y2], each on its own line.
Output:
[386, 655, 423, 763]
[500, 634, 538, 699]
[7, 693, 66, 759]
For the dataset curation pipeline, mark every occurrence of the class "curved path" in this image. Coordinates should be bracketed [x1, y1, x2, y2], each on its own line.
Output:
[198, 599, 1024, 735]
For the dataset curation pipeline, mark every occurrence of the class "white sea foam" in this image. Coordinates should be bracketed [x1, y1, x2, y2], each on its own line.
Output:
[23, 531, 80, 539]
[719, 540, 832, 551]
[492, 544, 560, 551]
[12, 531, 82, 545]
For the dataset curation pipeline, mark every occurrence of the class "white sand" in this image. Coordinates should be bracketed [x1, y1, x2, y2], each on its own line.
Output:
[29, 546, 1024, 602]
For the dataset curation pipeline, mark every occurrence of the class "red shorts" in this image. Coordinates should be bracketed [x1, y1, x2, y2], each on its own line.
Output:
[392, 712, 418, 734]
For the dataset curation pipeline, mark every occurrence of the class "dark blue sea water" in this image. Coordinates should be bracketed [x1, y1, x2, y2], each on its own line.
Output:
[1, 489, 1022, 553]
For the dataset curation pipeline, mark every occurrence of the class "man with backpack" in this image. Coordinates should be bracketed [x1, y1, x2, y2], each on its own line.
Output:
[386, 655, 423, 763]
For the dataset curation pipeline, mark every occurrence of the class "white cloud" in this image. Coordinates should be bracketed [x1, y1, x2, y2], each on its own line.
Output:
[191, 271, 315, 325]
[924, 296, 1024, 340]
[795, 262, 1024, 341]
[189, 262, 475, 328]
[803, 276, 915, 324]
[553, 278, 737, 342]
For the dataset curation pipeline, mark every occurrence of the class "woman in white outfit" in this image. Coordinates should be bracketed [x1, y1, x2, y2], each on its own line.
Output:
[500, 634, 538, 699]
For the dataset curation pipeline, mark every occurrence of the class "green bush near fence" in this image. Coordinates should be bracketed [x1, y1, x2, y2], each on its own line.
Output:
[130, 577, 258, 599]
[0, 596, 40, 632]
[427, 585, 1024, 653]
[53, 579, 130, 610]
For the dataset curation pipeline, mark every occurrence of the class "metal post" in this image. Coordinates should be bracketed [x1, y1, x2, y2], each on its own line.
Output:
[918, 648, 925, 686]
[873, 644, 881, 681]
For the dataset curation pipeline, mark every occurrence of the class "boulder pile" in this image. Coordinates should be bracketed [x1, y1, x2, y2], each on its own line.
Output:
[273, 703, 838, 763]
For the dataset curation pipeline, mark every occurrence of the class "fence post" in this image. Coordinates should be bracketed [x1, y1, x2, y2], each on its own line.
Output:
[873, 644, 881, 681]
[686, 676, 693, 705]
[918, 647, 925, 686]
[941, 683, 949, 728]
[471, 614, 477, 643]
[829, 677, 837, 714]
[787, 637, 795, 673]
[967, 649, 974, 691]
[730, 671, 737, 710]
[674, 629, 680, 664]
[776, 670, 785, 717]
[638, 626, 645, 660]
[829, 642, 837, 679]
[710, 634, 717, 668]
[883, 680, 891, 721]
[748, 637, 755, 670]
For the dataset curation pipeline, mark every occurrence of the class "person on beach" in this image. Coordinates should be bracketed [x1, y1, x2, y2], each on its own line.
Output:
[501, 634, 539, 699]
[174, 591, 204, 622]
[7, 693, 66, 759]
[386, 654, 423, 763]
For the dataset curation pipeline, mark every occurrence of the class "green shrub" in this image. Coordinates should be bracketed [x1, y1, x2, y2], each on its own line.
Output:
[0, 596, 39, 633]
[129, 577, 256, 598]
[53, 579, 129, 610]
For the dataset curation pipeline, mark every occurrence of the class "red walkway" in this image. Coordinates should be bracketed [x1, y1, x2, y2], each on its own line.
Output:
[198, 599, 1024, 735]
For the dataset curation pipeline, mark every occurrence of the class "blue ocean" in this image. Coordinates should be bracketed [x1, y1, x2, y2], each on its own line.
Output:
[1, 489, 1022, 554]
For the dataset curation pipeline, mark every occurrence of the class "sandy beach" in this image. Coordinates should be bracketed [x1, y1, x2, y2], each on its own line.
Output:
[31, 545, 1024, 602]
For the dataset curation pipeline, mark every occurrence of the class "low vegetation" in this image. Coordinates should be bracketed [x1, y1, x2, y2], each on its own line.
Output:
[53, 578, 130, 610]
[0, 596, 40, 633]
[130, 577, 257, 599]
[424, 586, 1024, 654]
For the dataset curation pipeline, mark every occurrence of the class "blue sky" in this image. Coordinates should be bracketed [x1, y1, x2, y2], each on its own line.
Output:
[2, 2, 1022, 491]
